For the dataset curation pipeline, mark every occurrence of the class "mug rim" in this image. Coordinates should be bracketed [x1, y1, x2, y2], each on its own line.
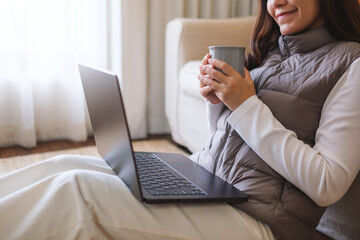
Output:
[209, 45, 245, 49]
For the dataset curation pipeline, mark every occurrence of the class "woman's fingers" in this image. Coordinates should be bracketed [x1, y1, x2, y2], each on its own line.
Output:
[208, 58, 238, 77]
[198, 74, 222, 91]
[199, 54, 214, 75]
[244, 67, 252, 80]
[198, 54, 224, 105]
[199, 64, 256, 111]
[199, 54, 211, 76]
[199, 85, 212, 95]
[199, 85, 222, 104]
[202, 54, 210, 65]
[200, 65, 227, 83]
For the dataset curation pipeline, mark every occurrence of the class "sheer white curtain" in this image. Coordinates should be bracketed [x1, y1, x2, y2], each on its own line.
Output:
[121, 0, 257, 139]
[0, 0, 120, 148]
[0, 0, 257, 147]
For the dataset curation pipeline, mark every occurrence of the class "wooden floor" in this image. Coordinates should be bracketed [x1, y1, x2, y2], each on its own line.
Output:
[0, 134, 191, 175]
[0, 136, 96, 158]
[0, 134, 190, 158]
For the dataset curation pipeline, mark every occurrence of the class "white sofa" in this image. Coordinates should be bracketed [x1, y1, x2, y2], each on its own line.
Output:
[165, 16, 256, 153]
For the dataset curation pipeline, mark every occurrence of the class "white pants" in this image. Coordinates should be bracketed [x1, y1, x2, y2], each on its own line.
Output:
[0, 155, 274, 240]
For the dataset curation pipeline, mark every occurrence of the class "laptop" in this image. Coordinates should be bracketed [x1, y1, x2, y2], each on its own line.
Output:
[78, 64, 248, 203]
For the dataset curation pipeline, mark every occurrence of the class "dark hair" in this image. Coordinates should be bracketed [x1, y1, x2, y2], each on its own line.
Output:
[246, 0, 360, 70]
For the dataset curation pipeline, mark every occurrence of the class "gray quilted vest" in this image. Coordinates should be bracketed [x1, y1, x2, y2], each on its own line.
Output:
[193, 26, 360, 240]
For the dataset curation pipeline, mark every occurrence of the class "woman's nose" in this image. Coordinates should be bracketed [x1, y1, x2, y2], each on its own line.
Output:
[268, 0, 287, 8]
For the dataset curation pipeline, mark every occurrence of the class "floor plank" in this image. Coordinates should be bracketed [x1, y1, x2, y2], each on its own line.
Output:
[0, 137, 96, 158]
[0, 135, 190, 175]
[0, 134, 189, 158]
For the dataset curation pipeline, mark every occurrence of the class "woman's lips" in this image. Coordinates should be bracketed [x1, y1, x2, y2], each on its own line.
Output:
[275, 10, 297, 20]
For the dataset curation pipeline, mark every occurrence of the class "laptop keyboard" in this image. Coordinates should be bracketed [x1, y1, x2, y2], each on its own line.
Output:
[134, 152, 206, 196]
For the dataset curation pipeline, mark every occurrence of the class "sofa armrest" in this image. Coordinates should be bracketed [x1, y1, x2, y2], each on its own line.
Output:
[166, 16, 256, 71]
[165, 16, 256, 147]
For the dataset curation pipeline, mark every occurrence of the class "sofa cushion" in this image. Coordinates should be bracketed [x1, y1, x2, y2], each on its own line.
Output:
[177, 60, 211, 153]
[179, 61, 203, 100]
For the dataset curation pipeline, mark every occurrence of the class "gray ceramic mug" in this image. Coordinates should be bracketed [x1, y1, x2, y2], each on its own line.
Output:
[209, 46, 245, 77]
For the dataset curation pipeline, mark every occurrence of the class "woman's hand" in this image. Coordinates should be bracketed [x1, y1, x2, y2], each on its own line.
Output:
[197, 54, 222, 105]
[198, 57, 256, 111]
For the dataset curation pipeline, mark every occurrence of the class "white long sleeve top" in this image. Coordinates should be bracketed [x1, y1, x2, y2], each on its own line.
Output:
[206, 58, 360, 207]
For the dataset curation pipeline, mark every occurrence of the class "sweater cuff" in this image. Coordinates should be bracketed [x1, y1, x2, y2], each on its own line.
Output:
[227, 95, 260, 126]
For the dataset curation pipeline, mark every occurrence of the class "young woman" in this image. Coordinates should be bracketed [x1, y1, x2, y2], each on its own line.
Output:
[197, 0, 360, 239]
[0, 0, 359, 239]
